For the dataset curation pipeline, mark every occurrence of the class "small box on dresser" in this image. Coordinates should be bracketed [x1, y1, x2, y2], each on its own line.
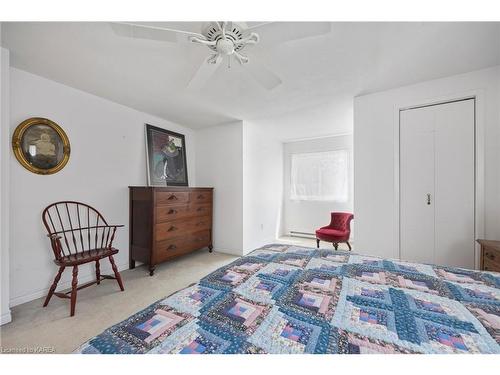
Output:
[129, 186, 213, 275]
[477, 239, 500, 273]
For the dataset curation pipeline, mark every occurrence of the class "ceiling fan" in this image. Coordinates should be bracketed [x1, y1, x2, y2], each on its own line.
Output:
[110, 21, 331, 91]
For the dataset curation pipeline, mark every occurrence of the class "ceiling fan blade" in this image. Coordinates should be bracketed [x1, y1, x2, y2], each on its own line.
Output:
[109, 22, 205, 43]
[244, 58, 282, 90]
[253, 22, 331, 45]
[187, 55, 223, 91]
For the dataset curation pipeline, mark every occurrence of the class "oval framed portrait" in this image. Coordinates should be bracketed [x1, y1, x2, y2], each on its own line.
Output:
[12, 117, 71, 175]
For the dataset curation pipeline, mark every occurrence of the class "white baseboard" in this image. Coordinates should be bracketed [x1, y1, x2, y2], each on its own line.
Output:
[9, 262, 129, 307]
[1, 310, 12, 325]
[213, 248, 242, 256]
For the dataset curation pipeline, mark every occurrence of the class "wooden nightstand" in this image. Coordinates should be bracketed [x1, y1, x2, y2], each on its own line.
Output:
[477, 239, 500, 272]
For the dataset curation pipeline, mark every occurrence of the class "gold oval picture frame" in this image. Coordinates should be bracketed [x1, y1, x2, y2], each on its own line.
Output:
[12, 117, 71, 175]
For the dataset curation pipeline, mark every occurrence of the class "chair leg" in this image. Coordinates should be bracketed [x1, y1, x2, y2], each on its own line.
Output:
[43, 266, 65, 307]
[109, 255, 125, 291]
[333, 243, 338, 250]
[95, 260, 101, 285]
[316, 238, 320, 248]
[346, 241, 352, 251]
[70, 266, 78, 317]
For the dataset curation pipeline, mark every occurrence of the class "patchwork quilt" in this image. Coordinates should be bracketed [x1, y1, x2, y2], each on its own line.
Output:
[76, 245, 500, 354]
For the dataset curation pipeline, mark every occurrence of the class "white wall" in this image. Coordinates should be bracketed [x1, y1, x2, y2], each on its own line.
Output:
[242, 121, 283, 254]
[245, 97, 354, 242]
[282, 135, 353, 237]
[194, 101, 354, 257]
[195, 121, 244, 255]
[9, 68, 196, 306]
[0, 45, 12, 324]
[354, 65, 500, 261]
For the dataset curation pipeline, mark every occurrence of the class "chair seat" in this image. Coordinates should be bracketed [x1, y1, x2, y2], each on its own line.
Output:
[55, 247, 119, 266]
[315, 227, 349, 241]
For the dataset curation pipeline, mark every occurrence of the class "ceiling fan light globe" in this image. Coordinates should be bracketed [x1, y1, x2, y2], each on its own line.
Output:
[216, 39, 235, 55]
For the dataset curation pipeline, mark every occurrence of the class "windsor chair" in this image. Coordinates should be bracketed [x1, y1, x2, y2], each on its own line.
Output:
[42, 201, 125, 316]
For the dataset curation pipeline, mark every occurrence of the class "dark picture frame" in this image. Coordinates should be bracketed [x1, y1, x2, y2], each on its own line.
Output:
[145, 124, 188, 186]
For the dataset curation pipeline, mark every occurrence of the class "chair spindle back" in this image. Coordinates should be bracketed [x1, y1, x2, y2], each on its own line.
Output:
[42, 201, 116, 260]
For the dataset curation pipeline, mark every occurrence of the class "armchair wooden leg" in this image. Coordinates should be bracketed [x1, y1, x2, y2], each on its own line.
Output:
[43, 266, 65, 307]
[95, 260, 101, 285]
[109, 255, 125, 291]
[70, 266, 78, 317]
[316, 239, 320, 248]
[333, 243, 338, 250]
[346, 241, 352, 251]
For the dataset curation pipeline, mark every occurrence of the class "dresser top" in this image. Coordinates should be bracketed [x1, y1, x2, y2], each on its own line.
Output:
[129, 186, 213, 190]
[477, 239, 500, 250]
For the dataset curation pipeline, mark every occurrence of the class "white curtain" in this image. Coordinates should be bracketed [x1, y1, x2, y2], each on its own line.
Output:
[290, 150, 349, 202]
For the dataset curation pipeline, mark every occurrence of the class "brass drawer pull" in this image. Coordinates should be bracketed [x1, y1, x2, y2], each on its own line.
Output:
[167, 194, 178, 200]
[167, 244, 177, 250]
[168, 209, 178, 214]
[485, 251, 496, 261]
[167, 226, 177, 232]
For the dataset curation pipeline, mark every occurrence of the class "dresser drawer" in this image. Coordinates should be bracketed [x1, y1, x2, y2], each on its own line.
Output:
[156, 191, 189, 205]
[190, 191, 212, 204]
[156, 204, 190, 222]
[483, 258, 500, 273]
[155, 216, 211, 241]
[155, 230, 211, 262]
[483, 246, 500, 264]
[156, 203, 212, 223]
[190, 203, 212, 217]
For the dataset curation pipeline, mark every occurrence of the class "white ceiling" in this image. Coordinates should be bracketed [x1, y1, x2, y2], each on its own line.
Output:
[2, 22, 500, 128]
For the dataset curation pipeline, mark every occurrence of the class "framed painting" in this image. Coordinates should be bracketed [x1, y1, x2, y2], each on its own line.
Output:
[12, 117, 71, 175]
[145, 124, 188, 186]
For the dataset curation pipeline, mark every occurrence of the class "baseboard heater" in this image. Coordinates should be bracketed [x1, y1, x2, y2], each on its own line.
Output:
[289, 231, 316, 239]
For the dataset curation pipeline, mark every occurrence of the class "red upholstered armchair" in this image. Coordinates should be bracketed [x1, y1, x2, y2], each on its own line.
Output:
[315, 212, 354, 250]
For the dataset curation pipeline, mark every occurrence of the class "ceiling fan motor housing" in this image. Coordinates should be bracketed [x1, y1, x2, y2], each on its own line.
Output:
[202, 22, 248, 53]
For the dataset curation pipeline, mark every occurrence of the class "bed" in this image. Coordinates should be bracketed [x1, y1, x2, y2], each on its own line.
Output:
[75, 244, 500, 354]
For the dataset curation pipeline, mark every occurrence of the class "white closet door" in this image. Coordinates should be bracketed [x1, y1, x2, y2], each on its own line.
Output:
[400, 99, 475, 269]
[433, 100, 475, 268]
[400, 107, 435, 264]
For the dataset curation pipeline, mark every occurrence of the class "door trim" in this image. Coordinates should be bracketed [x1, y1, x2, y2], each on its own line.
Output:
[394, 94, 484, 269]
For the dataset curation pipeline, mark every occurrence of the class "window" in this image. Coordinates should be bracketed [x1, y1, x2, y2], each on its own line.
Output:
[290, 150, 349, 202]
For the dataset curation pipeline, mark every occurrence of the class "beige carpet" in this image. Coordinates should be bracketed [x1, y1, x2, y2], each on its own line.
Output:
[0, 250, 237, 354]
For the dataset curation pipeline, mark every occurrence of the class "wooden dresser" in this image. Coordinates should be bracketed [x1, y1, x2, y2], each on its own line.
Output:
[129, 186, 213, 275]
[477, 239, 500, 273]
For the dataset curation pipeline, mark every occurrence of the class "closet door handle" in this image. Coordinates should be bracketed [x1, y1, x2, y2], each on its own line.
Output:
[427, 194, 431, 205]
